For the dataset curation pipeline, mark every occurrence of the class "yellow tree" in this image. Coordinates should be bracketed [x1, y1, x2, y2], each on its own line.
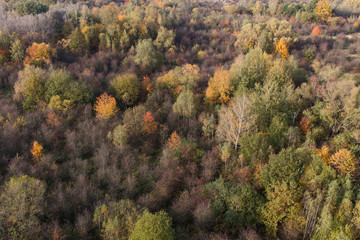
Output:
[31, 141, 43, 160]
[206, 68, 233, 104]
[94, 93, 118, 120]
[275, 38, 289, 59]
[314, 0, 332, 21]
[330, 149, 357, 176]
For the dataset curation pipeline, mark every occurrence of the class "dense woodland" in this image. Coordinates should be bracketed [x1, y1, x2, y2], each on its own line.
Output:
[2, 0, 360, 239]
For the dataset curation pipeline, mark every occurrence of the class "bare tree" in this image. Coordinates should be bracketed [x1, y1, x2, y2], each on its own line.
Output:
[216, 94, 254, 150]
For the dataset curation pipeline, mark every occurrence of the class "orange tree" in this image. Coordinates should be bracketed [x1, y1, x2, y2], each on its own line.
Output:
[275, 37, 289, 59]
[94, 93, 118, 120]
[206, 67, 233, 104]
[30, 141, 43, 160]
[24, 42, 56, 66]
[310, 26, 322, 36]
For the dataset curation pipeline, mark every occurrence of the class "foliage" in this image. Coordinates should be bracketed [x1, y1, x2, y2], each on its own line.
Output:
[110, 73, 140, 106]
[14, 65, 46, 110]
[206, 67, 233, 104]
[314, 0, 332, 21]
[30, 140, 43, 160]
[10, 39, 25, 62]
[330, 149, 358, 176]
[156, 64, 201, 92]
[24, 42, 56, 66]
[173, 89, 197, 118]
[154, 27, 175, 49]
[143, 111, 158, 134]
[204, 177, 264, 231]
[94, 93, 119, 120]
[134, 39, 163, 72]
[45, 69, 93, 104]
[275, 37, 290, 59]
[15, 0, 49, 16]
[0, 175, 46, 239]
[69, 27, 87, 51]
[311, 26, 322, 36]
[129, 211, 175, 240]
[93, 200, 145, 240]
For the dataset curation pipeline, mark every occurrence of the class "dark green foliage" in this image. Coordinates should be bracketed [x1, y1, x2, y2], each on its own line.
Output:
[45, 69, 94, 104]
[261, 148, 305, 188]
[69, 27, 87, 51]
[15, 0, 48, 16]
[280, 2, 304, 17]
[204, 177, 264, 231]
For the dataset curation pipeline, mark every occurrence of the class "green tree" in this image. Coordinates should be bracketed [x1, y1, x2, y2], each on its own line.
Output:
[10, 38, 25, 62]
[45, 69, 93, 104]
[0, 175, 46, 239]
[110, 73, 141, 106]
[261, 149, 305, 237]
[231, 48, 269, 89]
[172, 89, 197, 118]
[204, 177, 264, 231]
[108, 124, 128, 148]
[14, 64, 46, 110]
[129, 211, 175, 240]
[93, 200, 145, 240]
[69, 27, 87, 51]
[134, 39, 163, 72]
[154, 27, 175, 49]
[15, 0, 49, 16]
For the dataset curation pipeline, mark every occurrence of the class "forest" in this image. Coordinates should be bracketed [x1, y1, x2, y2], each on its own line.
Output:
[1, 0, 360, 239]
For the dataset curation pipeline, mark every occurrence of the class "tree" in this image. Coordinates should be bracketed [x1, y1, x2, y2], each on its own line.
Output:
[15, 0, 49, 16]
[143, 112, 158, 134]
[168, 131, 181, 150]
[172, 89, 197, 118]
[45, 69, 93, 104]
[156, 64, 201, 92]
[314, 0, 332, 21]
[154, 27, 175, 49]
[202, 113, 216, 140]
[275, 37, 289, 59]
[311, 26, 322, 36]
[129, 211, 175, 240]
[14, 65, 46, 110]
[94, 93, 118, 120]
[0, 175, 46, 239]
[330, 149, 358, 176]
[108, 124, 128, 148]
[231, 48, 269, 89]
[204, 177, 263, 231]
[206, 67, 233, 104]
[24, 42, 56, 66]
[93, 200, 145, 240]
[216, 94, 254, 150]
[10, 38, 25, 62]
[110, 73, 140, 106]
[134, 39, 163, 72]
[69, 27, 87, 51]
[30, 140, 43, 160]
[261, 149, 305, 237]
